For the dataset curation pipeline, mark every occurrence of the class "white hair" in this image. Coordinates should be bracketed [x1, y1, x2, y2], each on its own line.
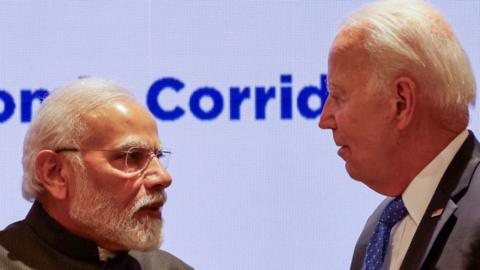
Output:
[22, 78, 134, 200]
[338, 0, 476, 114]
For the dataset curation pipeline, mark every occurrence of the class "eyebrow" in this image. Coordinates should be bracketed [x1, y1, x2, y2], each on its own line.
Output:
[327, 83, 346, 96]
[115, 138, 162, 151]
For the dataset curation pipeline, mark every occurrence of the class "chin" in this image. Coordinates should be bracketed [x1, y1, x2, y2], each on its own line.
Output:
[358, 178, 404, 196]
[346, 166, 382, 192]
[132, 239, 162, 251]
[345, 163, 361, 180]
[126, 218, 164, 251]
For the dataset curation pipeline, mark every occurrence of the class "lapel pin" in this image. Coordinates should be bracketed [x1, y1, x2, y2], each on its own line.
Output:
[431, 208, 444, 218]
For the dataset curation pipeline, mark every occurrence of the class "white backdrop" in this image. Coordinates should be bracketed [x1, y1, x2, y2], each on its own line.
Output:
[0, 1, 479, 269]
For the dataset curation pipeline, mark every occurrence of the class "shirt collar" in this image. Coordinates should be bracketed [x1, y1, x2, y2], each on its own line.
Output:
[402, 130, 468, 225]
[98, 246, 118, 261]
[25, 201, 102, 262]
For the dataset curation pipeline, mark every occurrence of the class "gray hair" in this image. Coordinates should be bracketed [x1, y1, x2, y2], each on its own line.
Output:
[22, 78, 134, 201]
[338, 0, 476, 114]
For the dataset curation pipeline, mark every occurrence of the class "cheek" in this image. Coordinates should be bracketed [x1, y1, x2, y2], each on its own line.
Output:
[87, 169, 139, 195]
[338, 114, 382, 154]
[116, 177, 147, 205]
[332, 108, 348, 127]
[335, 109, 362, 137]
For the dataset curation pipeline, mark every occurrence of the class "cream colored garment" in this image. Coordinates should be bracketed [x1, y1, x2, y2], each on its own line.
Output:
[386, 130, 468, 270]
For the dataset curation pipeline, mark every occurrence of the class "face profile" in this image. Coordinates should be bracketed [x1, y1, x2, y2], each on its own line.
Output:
[0, 78, 193, 270]
[62, 97, 172, 251]
[319, 32, 398, 193]
[320, 1, 480, 269]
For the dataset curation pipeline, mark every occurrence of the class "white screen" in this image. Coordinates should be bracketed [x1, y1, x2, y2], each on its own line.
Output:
[0, 1, 478, 269]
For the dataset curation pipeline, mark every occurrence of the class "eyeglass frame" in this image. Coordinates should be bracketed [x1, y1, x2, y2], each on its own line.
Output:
[54, 146, 172, 175]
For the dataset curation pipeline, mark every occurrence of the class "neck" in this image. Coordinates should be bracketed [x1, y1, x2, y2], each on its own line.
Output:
[383, 124, 465, 196]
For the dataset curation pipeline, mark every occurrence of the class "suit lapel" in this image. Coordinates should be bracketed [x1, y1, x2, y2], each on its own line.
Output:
[400, 132, 480, 270]
[420, 199, 457, 266]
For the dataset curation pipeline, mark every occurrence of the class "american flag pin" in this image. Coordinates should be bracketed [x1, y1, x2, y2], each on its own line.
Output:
[431, 208, 444, 218]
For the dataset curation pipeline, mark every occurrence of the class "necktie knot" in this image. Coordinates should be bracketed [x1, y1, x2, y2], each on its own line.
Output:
[379, 197, 408, 227]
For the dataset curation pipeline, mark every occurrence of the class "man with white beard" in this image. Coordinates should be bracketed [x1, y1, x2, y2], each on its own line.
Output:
[0, 78, 193, 270]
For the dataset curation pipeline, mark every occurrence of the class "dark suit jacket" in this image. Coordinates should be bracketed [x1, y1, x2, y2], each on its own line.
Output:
[351, 131, 480, 270]
[0, 201, 193, 270]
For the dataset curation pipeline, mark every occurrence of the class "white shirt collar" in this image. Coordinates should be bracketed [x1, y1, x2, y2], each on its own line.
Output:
[98, 246, 117, 261]
[402, 130, 469, 225]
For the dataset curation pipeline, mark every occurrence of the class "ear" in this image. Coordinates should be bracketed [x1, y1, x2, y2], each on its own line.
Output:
[35, 150, 68, 200]
[393, 76, 417, 130]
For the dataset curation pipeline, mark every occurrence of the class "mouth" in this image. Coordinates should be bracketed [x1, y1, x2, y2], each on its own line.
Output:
[138, 201, 164, 219]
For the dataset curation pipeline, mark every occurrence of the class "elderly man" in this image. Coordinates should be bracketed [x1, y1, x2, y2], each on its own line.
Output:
[319, 1, 479, 270]
[0, 78, 193, 270]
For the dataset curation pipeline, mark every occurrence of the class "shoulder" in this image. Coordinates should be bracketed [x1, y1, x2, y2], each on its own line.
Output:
[0, 244, 31, 270]
[129, 249, 194, 270]
[0, 219, 31, 247]
[444, 136, 480, 215]
[0, 220, 36, 270]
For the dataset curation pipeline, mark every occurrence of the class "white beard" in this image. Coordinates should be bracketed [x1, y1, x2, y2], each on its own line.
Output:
[68, 164, 164, 251]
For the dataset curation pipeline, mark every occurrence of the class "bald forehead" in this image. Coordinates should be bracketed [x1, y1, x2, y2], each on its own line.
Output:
[83, 97, 150, 121]
[327, 26, 375, 94]
[80, 98, 159, 148]
[330, 26, 369, 55]
[329, 27, 371, 71]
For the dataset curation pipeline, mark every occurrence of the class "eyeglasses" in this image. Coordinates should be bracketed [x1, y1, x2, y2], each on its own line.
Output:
[55, 147, 171, 174]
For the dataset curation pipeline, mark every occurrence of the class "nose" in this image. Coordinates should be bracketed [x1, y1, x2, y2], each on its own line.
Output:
[318, 97, 336, 130]
[142, 155, 172, 190]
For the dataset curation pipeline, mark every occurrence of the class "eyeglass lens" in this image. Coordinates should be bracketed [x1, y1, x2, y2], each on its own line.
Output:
[123, 148, 170, 173]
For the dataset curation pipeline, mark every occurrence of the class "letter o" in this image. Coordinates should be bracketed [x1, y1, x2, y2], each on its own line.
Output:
[0, 90, 15, 123]
[189, 87, 223, 120]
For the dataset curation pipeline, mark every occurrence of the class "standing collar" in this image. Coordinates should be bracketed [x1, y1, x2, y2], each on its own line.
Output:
[25, 201, 104, 263]
[402, 130, 469, 225]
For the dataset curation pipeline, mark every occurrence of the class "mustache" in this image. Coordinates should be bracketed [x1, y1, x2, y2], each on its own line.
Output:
[132, 192, 167, 212]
